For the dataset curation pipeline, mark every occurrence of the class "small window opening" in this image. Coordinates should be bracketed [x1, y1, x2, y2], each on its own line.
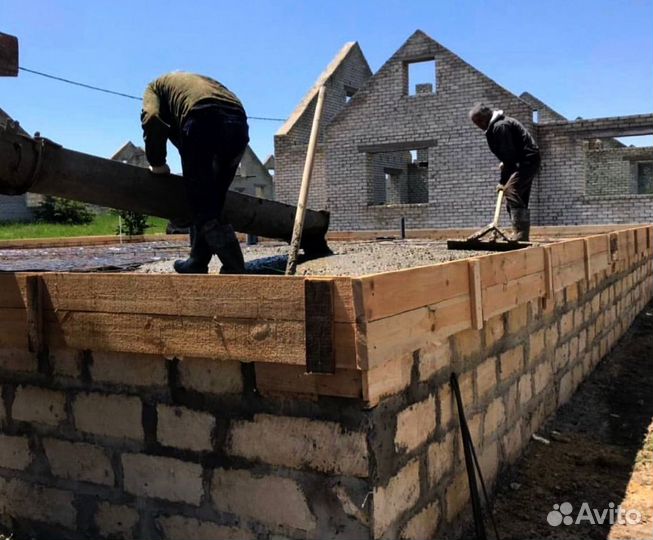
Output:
[344, 85, 357, 103]
[369, 147, 430, 205]
[407, 59, 436, 96]
[532, 110, 540, 123]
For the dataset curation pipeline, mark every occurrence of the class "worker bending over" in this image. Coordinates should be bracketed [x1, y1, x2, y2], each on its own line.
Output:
[469, 104, 540, 241]
[142, 72, 249, 273]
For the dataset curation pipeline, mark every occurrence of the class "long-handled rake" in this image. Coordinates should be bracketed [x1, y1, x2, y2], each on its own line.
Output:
[447, 189, 532, 251]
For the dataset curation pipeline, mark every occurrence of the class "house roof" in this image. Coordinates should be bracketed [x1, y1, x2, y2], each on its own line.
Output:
[111, 141, 145, 161]
[263, 154, 275, 169]
[276, 41, 369, 137]
[328, 29, 534, 130]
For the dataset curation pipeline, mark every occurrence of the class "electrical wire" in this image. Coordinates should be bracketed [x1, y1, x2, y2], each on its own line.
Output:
[18, 66, 286, 122]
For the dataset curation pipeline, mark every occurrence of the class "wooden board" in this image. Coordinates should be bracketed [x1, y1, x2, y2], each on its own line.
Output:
[362, 353, 414, 406]
[254, 363, 362, 399]
[0, 273, 28, 308]
[364, 293, 471, 368]
[39, 273, 306, 321]
[44, 310, 305, 364]
[0, 308, 28, 348]
[358, 259, 470, 322]
[478, 247, 545, 287]
[468, 259, 483, 330]
[483, 271, 546, 320]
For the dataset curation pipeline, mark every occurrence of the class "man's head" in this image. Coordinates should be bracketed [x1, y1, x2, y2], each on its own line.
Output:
[469, 103, 493, 131]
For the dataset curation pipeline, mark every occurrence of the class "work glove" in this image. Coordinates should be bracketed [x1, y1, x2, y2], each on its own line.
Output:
[496, 183, 505, 192]
[149, 163, 170, 175]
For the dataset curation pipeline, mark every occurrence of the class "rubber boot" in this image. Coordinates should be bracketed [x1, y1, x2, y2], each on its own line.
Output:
[510, 207, 531, 242]
[173, 224, 212, 274]
[201, 220, 246, 274]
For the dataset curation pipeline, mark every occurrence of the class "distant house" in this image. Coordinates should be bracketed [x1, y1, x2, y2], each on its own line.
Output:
[0, 107, 42, 222]
[111, 141, 148, 167]
[230, 146, 275, 200]
[274, 30, 653, 230]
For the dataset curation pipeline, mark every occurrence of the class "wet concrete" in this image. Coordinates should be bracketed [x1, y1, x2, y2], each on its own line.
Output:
[0, 239, 485, 275]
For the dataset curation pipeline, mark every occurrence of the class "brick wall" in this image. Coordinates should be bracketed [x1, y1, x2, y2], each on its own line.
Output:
[274, 42, 372, 210]
[324, 30, 534, 231]
[362, 249, 653, 539]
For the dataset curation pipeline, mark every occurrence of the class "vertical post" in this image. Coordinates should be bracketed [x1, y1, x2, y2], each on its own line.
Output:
[400, 217, 406, 240]
[286, 86, 326, 275]
[0, 33, 19, 77]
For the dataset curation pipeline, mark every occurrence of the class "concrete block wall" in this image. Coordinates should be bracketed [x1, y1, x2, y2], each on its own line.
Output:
[533, 123, 653, 225]
[0, 352, 371, 539]
[363, 252, 653, 539]
[274, 43, 372, 210]
[0, 194, 33, 223]
[324, 30, 534, 231]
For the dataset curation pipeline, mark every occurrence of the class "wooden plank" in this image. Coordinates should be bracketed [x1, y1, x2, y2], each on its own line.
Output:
[0, 233, 188, 250]
[478, 247, 545, 287]
[589, 250, 610, 275]
[304, 279, 335, 373]
[468, 259, 483, 330]
[543, 246, 554, 299]
[39, 273, 306, 321]
[45, 311, 306, 364]
[482, 272, 546, 320]
[0, 273, 28, 308]
[610, 232, 620, 262]
[0, 308, 28, 348]
[362, 353, 414, 407]
[636, 227, 648, 255]
[585, 234, 610, 258]
[25, 276, 44, 355]
[583, 239, 592, 282]
[358, 259, 470, 322]
[254, 364, 362, 399]
[549, 239, 585, 268]
[0, 32, 18, 77]
[554, 260, 586, 291]
[364, 294, 471, 368]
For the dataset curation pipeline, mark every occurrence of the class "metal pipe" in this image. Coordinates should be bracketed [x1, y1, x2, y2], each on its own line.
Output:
[0, 126, 331, 256]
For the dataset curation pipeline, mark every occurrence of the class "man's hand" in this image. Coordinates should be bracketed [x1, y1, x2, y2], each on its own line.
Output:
[149, 164, 170, 175]
[496, 183, 505, 192]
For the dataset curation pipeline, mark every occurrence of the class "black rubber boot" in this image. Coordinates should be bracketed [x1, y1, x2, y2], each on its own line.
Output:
[173, 225, 212, 274]
[510, 207, 531, 242]
[201, 220, 246, 274]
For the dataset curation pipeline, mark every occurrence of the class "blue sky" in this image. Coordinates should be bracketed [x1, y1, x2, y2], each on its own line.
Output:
[1, 0, 651, 173]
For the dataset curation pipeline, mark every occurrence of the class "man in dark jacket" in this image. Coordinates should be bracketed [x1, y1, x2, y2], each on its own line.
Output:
[142, 71, 249, 273]
[469, 104, 540, 241]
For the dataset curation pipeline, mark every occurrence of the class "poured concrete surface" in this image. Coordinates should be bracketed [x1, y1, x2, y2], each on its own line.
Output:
[0, 239, 488, 275]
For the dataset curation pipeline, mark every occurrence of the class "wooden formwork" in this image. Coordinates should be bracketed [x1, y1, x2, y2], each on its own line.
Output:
[1, 224, 651, 407]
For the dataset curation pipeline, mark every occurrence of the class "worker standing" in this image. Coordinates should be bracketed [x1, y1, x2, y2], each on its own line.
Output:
[469, 104, 540, 241]
[141, 71, 249, 273]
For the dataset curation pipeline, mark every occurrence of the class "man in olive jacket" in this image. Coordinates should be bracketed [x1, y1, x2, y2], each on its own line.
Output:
[469, 104, 540, 241]
[142, 71, 249, 273]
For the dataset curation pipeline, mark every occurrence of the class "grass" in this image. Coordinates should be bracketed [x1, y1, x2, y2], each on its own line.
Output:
[0, 213, 169, 240]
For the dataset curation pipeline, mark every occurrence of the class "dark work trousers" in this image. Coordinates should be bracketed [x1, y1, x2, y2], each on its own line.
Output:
[179, 103, 250, 227]
[501, 158, 540, 211]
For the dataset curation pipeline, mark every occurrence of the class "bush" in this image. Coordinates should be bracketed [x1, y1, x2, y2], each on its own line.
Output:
[114, 210, 150, 236]
[34, 196, 94, 225]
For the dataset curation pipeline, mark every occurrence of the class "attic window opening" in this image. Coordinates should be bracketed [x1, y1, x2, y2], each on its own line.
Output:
[407, 59, 436, 96]
[344, 85, 357, 103]
[532, 110, 540, 123]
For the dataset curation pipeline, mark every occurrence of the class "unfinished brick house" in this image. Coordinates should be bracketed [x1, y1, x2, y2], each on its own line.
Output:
[274, 30, 653, 231]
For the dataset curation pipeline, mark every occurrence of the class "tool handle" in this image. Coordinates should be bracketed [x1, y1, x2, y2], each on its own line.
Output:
[492, 189, 504, 227]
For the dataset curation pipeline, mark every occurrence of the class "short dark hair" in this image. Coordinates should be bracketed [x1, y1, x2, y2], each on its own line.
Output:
[469, 103, 493, 121]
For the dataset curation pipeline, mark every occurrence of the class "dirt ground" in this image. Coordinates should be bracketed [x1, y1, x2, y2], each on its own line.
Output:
[459, 301, 653, 540]
[0, 239, 487, 275]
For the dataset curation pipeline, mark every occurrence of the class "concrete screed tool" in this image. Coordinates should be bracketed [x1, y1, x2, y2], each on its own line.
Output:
[447, 188, 532, 252]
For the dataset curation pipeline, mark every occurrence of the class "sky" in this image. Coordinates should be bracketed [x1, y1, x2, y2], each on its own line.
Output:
[1, 0, 651, 173]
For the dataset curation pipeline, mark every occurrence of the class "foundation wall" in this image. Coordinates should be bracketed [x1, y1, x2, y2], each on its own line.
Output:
[0, 225, 652, 540]
[364, 251, 653, 539]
